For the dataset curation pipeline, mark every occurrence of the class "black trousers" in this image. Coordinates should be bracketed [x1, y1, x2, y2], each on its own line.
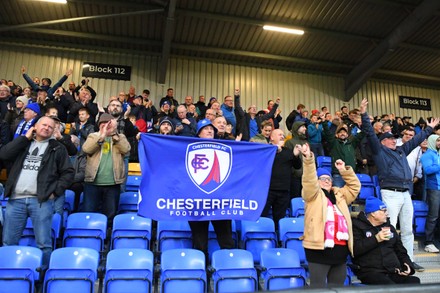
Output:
[188, 220, 235, 263]
[261, 189, 290, 229]
[358, 271, 420, 285]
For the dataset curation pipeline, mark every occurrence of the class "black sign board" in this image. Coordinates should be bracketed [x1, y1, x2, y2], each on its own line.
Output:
[82, 62, 131, 81]
[399, 95, 431, 111]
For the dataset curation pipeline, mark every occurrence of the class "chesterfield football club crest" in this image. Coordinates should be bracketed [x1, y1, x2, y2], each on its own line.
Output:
[186, 142, 233, 194]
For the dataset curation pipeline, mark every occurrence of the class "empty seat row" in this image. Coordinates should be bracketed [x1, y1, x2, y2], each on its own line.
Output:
[0, 246, 306, 293]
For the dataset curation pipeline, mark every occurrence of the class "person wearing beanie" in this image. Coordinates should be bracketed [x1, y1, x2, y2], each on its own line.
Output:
[420, 134, 440, 253]
[352, 197, 420, 285]
[4, 95, 29, 135]
[301, 143, 360, 288]
[158, 117, 174, 135]
[12, 103, 41, 139]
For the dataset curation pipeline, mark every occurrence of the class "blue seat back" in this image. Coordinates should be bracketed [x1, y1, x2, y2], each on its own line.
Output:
[260, 248, 306, 290]
[161, 249, 207, 293]
[0, 246, 42, 293]
[157, 220, 192, 252]
[126, 175, 141, 192]
[241, 217, 277, 264]
[63, 213, 107, 252]
[105, 249, 154, 293]
[111, 214, 152, 250]
[44, 247, 99, 293]
[413, 200, 429, 235]
[290, 198, 305, 217]
[211, 249, 257, 293]
[316, 156, 332, 173]
[118, 192, 139, 214]
[278, 217, 306, 264]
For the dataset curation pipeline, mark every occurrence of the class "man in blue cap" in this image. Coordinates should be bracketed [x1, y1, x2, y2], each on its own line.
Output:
[352, 197, 420, 285]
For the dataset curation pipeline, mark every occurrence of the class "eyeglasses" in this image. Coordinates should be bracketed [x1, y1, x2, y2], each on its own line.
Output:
[224, 99, 233, 102]
[318, 177, 332, 183]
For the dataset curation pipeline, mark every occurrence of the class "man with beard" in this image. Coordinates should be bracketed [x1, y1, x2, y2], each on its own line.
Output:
[322, 116, 364, 187]
[105, 99, 139, 164]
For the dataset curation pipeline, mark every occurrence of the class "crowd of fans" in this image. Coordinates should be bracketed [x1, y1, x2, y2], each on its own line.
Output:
[0, 67, 439, 287]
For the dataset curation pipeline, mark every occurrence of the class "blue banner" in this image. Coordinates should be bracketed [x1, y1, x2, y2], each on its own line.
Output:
[138, 134, 277, 221]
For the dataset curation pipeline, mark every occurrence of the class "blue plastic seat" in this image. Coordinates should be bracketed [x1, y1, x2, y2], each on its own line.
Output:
[290, 198, 305, 217]
[260, 248, 306, 290]
[44, 247, 99, 293]
[211, 249, 258, 293]
[63, 213, 107, 253]
[118, 192, 139, 214]
[111, 214, 152, 250]
[240, 217, 277, 264]
[413, 200, 429, 236]
[156, 220, 192, 253]
[278, 217, 306, 264]
[104, 248, 154, 293]
[316, 156, 332, 173]
[356, 174, 377, 200]
[125, 175, 141, 192]
[19, 213, 62, 249]
[0, 246, 42, 293]
[160, 249, 207, 293]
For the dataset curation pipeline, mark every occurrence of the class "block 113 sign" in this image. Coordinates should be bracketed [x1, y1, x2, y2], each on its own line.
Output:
[82, 62, 131, 81]
[399, 95, 431, 111]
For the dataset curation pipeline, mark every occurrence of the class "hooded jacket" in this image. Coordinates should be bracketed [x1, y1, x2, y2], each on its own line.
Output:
[352, 211, 415, 277]
[285, 121, 308, 177]
[420, 134, 440, 190]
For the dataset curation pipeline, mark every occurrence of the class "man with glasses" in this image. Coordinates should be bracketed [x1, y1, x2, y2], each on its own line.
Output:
[352, 197, 420, 285]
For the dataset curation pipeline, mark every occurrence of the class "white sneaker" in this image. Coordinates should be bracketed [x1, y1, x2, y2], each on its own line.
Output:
[425, 244, 440, 253]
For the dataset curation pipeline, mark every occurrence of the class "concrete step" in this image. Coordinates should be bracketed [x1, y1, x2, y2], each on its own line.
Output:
[413, 238, 440, 284]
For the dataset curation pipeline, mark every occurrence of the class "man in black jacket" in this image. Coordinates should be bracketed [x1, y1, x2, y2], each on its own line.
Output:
[352, 197, 420, 285]
[0, 116, 74, 268]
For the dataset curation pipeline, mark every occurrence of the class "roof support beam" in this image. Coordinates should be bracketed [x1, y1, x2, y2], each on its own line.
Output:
[158, 0, 177, 84]
[344, 0, 440, 101]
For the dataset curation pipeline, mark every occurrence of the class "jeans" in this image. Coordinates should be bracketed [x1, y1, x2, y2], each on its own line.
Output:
[425, 189, 440, 245]
[310, 143, 324, 157]
[380, 189, 414, 260]
[53, 193, 65, 224]
[82, 184, 120, 225]
[3, 197, 54, 268]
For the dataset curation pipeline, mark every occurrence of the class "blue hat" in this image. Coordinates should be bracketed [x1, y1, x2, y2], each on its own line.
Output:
[196, 118, 217, 136]
[317, 168, 332, 179]
[162, 100, 170, 106]
[25, 103, 41, 115]
[365, 197, 387, 214]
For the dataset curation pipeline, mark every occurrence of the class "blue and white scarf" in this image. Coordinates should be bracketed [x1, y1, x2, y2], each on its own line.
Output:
[14, 118, 36, 139]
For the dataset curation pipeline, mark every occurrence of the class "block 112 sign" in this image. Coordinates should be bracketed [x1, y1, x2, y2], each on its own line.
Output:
[399, 95, 431, 111]
[82, 62, 131, 81]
